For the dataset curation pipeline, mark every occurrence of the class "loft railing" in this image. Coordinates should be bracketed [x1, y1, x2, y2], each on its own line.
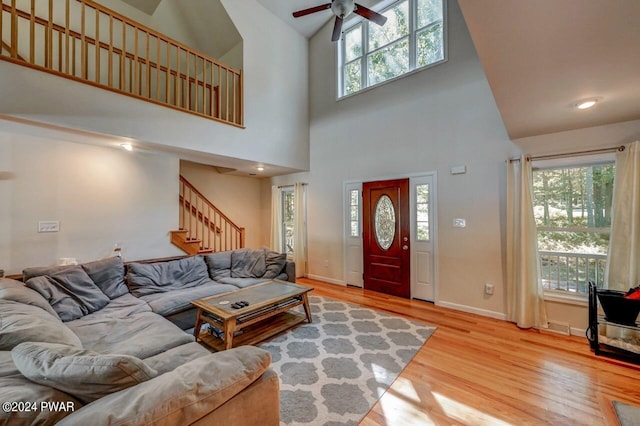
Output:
[179, 175, 245, 253]
[0, 0, 243, 126]
[540, 250, 607, 294]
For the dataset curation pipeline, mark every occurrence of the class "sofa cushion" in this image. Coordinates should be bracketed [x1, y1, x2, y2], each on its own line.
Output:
[0, 374, 81, 425]
[25, 266, 110, 322]
[216, 277, 270, 288]
[231, 249, 267, 278]
[139, 283, 238, 317]
[0, 278, 59, 318]
[22, 264, 75, 282]
[12, 342, 157, 404]
[263, 249, 287, 279]
[126, 256, 213, 297]
[0, 300, 82, 350]
[66, 311, 193, 359]
[142, 342, 209, 375]
[55, 346, 272, 426]
[82, 257, 129, 299]
[203, 251, 232, 280]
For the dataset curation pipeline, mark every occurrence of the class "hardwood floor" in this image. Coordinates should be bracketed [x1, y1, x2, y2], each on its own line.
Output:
[297, 277, 640, 426]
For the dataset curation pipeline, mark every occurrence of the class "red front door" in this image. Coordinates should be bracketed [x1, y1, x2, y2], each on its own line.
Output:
[362, 178, 410, 298]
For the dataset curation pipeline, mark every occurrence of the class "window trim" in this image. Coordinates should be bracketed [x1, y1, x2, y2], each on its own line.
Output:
[337, 0, 448, 100]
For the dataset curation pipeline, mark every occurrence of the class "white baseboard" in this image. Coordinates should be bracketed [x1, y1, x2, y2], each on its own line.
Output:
[306, 274, 346, 286]
[571, 327, 586, 338]
[436, 300, 507, 321]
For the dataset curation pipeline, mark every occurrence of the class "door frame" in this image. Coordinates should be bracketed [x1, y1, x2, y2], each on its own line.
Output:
[343, 171, 438, 302]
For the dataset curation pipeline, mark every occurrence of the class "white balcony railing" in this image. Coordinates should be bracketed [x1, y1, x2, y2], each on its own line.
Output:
[539, 250, 607, 294]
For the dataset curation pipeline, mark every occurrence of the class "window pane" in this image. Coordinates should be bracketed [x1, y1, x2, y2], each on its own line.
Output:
[344, 60, 361, 95]
[533, 164, 615, 229]
[417, 23, 444, 67]
[367, 38, 409, 85]
[537, 231, 610, 255]
[350, 206, 358, 221]
[351, 221, 359, 237]
[417, 222, 429, 241]
[368, 1, 409, 50]
[350, 189, 359, 205]
[416, 184, 429, 203]
[417, 0, 443, 29]
[345, 25, 362, 62]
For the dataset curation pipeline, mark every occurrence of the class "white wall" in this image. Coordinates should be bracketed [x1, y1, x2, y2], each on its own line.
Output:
[0, 0, 309, 173]
[179, 161, 265, 249]
[271, 0, 517, 318]
[0, 131, 183, 275]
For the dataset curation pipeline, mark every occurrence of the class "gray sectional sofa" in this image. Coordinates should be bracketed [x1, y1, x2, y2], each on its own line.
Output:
[0, 248, 294, 425]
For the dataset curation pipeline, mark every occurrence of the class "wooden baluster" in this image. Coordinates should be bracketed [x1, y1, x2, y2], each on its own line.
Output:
[190, 188, 194, 240]
[186, 51, 191, 110]
[29, 0, 35, 63]
[175, 46, 180, 108]
[155, 36, 160, 101]
[95, 6, 100, 83]
[166, 42, 171, 104]
[81, 1, 87, 78]
[108, 15, 113, 87]
[65, 0, 70, 73]
[193, 55, 198, 113]
[57, 30, 62, 71]
[133, 27, 138, 95]
[0, 1, 3, 56]
[120, 21, 125, 90]
[11, 0, 17, 58]
[179, 180, 183, 230]
[238, 70, 243, 125]
[208, 60, 213, 117]
[145, 31, 150, 97]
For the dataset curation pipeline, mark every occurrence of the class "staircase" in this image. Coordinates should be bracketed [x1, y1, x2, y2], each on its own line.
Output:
[171, 175, 245, 255]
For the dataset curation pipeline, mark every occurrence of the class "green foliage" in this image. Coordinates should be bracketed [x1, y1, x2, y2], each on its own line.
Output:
[533, 163, 615, 255]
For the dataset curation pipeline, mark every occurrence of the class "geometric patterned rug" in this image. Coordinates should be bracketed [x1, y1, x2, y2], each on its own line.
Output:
[614, 401, 640, 426]
[259, 295, 436, 425]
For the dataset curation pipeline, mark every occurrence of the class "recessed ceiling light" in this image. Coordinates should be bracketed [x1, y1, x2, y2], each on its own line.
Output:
[257, 166, 265, 172]
[120, 143, 133, 151]
[575, 98, 600, 110]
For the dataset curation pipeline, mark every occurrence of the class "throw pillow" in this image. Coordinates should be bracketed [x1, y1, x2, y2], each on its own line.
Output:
[0, 278, 59, 318]
[22, 264, 75, 283]
[0, 300, 82, 350]
[12, 342, 157, 404]
[262, 249, 287, 279]
[25, 266, 110, 321]
[82, 257, 128, 299]
[231, 249, 267, 278]
[203, 251, 232, 280]
[126, 256, 212, 297]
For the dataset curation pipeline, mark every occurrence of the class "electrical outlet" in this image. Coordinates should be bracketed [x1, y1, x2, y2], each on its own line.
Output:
[484, 283, 494, 295]
[38, 221, 59, 233]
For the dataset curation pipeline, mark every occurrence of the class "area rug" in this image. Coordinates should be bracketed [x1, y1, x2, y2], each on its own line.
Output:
[259, 295, 436, 426]
[614, 401, 640, 426]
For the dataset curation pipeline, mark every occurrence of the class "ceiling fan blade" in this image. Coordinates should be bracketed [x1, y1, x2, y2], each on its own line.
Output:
[354, 3, 387, 26]
[331, 16, 344, 42]
[292, 3, 332, 18]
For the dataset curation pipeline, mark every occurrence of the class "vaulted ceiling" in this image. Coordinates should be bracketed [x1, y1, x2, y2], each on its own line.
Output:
[259, 0, 640, 140]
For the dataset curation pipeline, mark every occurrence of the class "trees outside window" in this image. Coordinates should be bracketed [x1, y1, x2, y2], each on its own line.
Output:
[532, 161, 615, 294]
[340, 0, 446, 97]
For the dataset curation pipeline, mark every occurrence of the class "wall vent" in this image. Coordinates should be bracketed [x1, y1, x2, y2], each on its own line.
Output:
[544, 321, 571, 336]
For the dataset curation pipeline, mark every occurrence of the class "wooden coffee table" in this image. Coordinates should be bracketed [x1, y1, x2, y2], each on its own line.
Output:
[192, 280, 313, 351]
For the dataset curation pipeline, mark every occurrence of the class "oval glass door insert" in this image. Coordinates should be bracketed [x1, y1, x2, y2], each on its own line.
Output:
[374, 195, 396, 250]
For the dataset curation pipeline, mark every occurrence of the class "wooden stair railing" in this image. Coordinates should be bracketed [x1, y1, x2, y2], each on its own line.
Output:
[172, 175, 245, 255]
[0, 0, 243, 126]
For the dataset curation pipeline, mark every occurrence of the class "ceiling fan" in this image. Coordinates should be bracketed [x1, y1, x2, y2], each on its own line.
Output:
[293, 0, 387, 42]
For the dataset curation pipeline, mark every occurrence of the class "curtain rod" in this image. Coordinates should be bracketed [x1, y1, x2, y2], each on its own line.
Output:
[277, 183, 308, 189]
[509, 145, 625, 162]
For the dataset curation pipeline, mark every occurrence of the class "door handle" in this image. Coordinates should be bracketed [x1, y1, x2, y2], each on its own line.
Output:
[402, 245, 409, 250]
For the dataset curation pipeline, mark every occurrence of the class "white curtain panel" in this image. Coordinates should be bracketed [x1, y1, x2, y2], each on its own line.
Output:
[270, 186, 283, 253]
[506, 156, 548, 329]
[293, 182, 307, 277]
[606, 141, 640, 291]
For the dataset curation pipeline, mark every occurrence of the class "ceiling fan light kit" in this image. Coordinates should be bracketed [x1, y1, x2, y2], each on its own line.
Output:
[293, 0, 388, 42]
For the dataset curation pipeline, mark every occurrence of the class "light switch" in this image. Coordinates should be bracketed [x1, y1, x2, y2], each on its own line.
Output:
[453, 218, 466, 228]
[38, 221, 59, 233]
